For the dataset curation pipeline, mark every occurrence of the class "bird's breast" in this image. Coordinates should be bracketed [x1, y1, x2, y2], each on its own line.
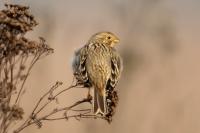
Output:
[86, 44, 111, 89]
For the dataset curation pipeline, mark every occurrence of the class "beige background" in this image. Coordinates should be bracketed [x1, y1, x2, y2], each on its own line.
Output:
[1, 0, 200, 133]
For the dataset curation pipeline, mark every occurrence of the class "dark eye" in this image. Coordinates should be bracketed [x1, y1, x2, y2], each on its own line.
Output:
[107, 36, 111, 39]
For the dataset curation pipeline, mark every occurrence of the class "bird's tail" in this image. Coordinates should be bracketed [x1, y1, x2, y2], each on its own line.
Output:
[93, 87, 107, 116]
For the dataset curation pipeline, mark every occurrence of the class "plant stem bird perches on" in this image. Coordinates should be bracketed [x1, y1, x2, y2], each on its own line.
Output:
[0, 4, 117, 133]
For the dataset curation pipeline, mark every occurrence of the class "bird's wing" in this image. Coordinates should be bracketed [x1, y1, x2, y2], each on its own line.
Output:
[72, 48, 81, 73]
[109, 48, 123, 88]
[72, 45, 89, 83]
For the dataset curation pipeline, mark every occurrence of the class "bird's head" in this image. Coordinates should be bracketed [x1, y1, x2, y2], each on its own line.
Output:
[88, 32, 120, 47]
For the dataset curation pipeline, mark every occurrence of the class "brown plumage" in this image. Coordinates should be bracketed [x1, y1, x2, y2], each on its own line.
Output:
[72, 32, 122, 116]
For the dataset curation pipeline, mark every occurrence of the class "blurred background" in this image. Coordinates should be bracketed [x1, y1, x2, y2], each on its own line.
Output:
[1, 0, 200, 133]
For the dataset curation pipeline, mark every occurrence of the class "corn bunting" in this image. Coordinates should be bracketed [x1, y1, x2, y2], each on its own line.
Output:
[72, 32, 122, 116]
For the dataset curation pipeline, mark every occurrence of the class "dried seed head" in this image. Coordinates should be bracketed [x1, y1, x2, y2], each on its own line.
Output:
[10, 105, 24, 120]
[0, 4, 53, 59]
[105, 88, 119, 123]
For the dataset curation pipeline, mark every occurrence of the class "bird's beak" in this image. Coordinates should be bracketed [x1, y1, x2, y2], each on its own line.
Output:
[110, 39, 120, 47]
[113, 38, 120, 44]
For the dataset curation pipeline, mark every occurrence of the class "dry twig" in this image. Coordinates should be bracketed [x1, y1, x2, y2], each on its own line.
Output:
[14, 82, 103, 133]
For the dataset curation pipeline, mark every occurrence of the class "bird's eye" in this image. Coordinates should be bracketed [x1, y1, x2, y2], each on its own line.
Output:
[107, 36, 111, 39]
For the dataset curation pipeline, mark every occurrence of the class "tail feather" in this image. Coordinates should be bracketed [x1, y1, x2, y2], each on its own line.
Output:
[93, 90, 98, 114]
[93, 88, 107, 115]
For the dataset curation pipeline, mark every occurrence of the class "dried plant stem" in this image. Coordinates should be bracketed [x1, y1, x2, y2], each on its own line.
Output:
[14, 84, 95, 133]
[15, 53, 42, 105]
[0, 4, 54, 133]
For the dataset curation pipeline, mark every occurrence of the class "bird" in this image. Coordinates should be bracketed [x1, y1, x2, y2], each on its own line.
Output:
[72, 32, 122, 116]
